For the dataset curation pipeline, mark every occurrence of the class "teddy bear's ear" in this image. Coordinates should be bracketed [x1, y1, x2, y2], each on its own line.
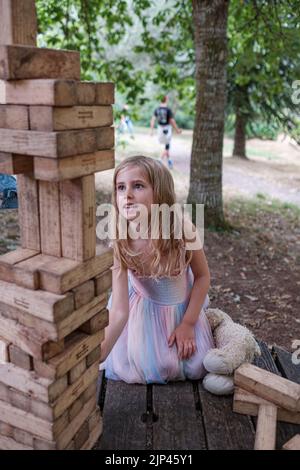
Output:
[205, 308, 225, 330]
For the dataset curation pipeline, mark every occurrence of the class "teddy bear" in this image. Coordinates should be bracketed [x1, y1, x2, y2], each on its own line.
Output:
[202, 308, 261, 395]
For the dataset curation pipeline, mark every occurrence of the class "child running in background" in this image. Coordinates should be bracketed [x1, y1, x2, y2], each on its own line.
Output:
[100, 155, 214, 384]
[150, 96, 182, 169]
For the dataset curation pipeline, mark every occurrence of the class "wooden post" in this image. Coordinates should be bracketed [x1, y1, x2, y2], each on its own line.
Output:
[0, 0, 37, 46]
[254, 404, 277, 450]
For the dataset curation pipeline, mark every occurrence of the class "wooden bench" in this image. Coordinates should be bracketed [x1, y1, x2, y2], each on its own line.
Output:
[94, 341, 300, 450]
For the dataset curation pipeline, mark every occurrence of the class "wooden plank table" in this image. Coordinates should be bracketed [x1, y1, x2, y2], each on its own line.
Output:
[94, 341, 300, 450]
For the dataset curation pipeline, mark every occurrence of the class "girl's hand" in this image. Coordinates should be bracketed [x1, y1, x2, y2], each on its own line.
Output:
[168, 322, 197, 361]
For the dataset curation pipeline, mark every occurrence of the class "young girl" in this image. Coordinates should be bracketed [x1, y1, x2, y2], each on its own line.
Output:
[99, 155, 215, 384]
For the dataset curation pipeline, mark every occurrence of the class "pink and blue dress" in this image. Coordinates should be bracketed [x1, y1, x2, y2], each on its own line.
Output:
[100, 267, 215, 384]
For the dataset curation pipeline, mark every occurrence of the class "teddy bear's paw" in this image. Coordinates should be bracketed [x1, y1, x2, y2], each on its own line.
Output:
[202, 373, 234, 396]
[203, 349, 233, 374]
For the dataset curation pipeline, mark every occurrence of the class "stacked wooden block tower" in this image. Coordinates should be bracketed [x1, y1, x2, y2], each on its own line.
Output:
[0, 0, 114, 450]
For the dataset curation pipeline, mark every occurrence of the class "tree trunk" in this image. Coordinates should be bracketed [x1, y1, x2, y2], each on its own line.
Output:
[233, 111, 247, 158]
[187, 0, 230, 229]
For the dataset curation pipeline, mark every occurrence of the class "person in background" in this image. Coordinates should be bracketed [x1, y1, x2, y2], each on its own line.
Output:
[150, 95, 182, 169]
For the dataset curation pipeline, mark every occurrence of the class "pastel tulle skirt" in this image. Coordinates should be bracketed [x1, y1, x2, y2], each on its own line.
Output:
[100, 268, 215, 384]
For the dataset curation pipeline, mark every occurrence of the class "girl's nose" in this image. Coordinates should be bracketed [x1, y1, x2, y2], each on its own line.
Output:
[125, 186, 133, 198]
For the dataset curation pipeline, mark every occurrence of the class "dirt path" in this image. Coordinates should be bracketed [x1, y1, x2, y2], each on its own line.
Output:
[102, 129, 300, 207]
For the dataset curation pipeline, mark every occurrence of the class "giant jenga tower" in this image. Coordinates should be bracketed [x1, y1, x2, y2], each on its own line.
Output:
[0, 0, 114, 450]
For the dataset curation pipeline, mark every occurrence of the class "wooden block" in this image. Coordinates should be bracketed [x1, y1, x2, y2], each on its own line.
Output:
[12, 253, 58, 290]
[0, 127, 113, 158]
[0, 0, 37, 46]
[0, 363, 68, 405]
[68, 395, 84, 422]
[0, 434, 33, 450]
[254, 404, 277, 450]
[234, 363, 300, 412]
[10, 387, 31, 412]
[37, 395, 98, 450]
[33, 437, 57, 450]
[0, 401, 67, 441]
[8, 344, 33, 370]
[65, 440, 75, 450]
[0, 335, 10, 363]
[42, 340, 65, 361]
[17, 174, 40, 251]
[68, 358, 87, 385]
[82, 380, 98, 403]
[233, 387, 300, 425]
[42, 330, 104, 380]
[88, 407, 101, 432]
[13, 428, 34, 447]
[75, 82, 96, 105]
[60, 175, 96, 261]
[0, 248, 38, 284]
[0, 383, 10, 402]
[30, 105, 113, 131]
[0, 312, 51, 359]
[58, 395, 96, 450]
[0, 153, 33, 174]
[0, 421, 14, 437]
[54, 295, 107, 340]
[39, 181, 61, 257]
[74, 420, 89, 449]
[86, 346, 101, 368]
[0, 79, 114, 106]
[0, 279, 74, 322]
[34, 149, 114, 181]
[0, 45, 80, 80]
[81, 416, 102, 450]
[38, 244, 113, 294]
[0, 79, 76, 106]
[0, 104, 28, 129]
[96, 126, 115, 149]
[72, 280, 95, 310]
[0, 294, 106, 359]
[94, 269, 112, 296]
[282, 434, 300, 450]
[0, 398, 55, 441]
[95, 83, 114, 105]
[51, 362, 99, 419]
[80, 309, 108, 335]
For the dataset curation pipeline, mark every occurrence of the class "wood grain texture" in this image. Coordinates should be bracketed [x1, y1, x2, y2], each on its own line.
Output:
[0, 152, 33, 174]
[29, 105, 113, 131]
[0, 45, 80, 80]
[0, 79, 114, 106]
[0, 0, 37, 46]
[34, 150, 114, 181]
[17, 174, 40, 251]
[60, 175, 96, 261]
[0, 127, 113, 158]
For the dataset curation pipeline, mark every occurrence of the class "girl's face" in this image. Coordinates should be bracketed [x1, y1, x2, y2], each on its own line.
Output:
[116, 165, 154, 221]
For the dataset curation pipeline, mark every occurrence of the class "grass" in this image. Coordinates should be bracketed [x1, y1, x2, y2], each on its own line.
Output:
[226, 193, 300, 221]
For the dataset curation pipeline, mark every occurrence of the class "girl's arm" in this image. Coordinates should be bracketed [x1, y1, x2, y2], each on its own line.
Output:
[181, 248, 210, 327]
[100, 257, 129, 363]
[168, 248, 210, 360]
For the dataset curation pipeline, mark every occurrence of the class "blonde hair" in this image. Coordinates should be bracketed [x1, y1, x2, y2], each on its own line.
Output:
[112, 155, 192, 278]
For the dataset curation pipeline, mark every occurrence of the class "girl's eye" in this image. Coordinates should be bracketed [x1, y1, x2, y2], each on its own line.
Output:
[117, 184, 125, 191]
[135, 183, 144, 189]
